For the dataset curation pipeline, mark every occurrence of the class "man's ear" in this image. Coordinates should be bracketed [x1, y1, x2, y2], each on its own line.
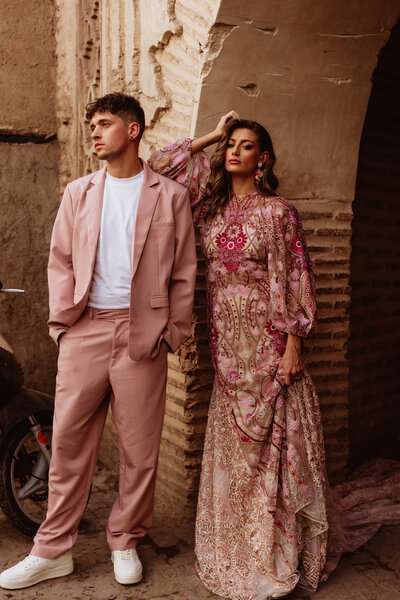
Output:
[128, 122, 140, 142]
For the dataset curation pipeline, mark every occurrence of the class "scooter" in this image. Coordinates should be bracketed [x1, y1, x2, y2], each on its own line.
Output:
[0, 282, 54, 536]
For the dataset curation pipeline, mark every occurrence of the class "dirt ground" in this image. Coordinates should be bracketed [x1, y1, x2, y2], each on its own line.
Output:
[0, 463, 399, 600]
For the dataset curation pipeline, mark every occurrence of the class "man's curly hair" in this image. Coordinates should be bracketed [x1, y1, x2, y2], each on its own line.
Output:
[86, 93, 145, 141]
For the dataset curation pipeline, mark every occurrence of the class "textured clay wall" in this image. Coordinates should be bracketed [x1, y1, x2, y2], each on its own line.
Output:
[0, 0, 59, 394]
[349, 20, 400, 463]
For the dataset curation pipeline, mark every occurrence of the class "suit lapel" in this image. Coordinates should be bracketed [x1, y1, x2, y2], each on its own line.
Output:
[86, 167, 106, 270]
[131, 162, 160, 278]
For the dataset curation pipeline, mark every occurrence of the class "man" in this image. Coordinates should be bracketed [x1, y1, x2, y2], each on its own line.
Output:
[0, 93, 196, 589]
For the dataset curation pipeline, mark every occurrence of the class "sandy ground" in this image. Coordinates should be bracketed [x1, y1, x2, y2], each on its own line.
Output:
[0, 463, 399, 600]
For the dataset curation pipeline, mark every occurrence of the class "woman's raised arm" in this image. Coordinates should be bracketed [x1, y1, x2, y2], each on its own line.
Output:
[190, 110, 239, 155]
[147, 110, 238, 222]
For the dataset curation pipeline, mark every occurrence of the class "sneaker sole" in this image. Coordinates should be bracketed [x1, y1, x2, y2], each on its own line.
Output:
[114, 569, 143, 585]
[0, 560, 74, 590]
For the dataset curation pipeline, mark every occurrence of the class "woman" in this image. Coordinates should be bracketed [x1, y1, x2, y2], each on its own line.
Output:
[149, 114, 331, 599]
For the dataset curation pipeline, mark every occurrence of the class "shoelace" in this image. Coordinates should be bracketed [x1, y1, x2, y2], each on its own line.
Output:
[118, 549, 137, 561]
[21, 556, 41, 570]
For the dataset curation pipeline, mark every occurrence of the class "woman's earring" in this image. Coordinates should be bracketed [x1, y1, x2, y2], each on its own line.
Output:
[129, 135, 134, 141]
[255, 162, 264, 182]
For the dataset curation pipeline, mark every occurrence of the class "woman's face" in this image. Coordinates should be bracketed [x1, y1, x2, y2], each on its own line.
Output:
[224, 128, 265, 177]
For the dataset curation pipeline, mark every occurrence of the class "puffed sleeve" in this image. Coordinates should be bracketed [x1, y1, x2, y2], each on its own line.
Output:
[265, 198, 316, 337]
[148, 138, 211, 224]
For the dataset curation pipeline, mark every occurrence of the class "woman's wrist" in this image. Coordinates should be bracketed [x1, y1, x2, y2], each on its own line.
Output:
[190, 110, 239, 155]
[286, 333, 302, 352]
[191, 130, 221, 155]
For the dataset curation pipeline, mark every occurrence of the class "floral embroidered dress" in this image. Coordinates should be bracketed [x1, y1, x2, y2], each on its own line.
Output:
[149, 140, 329, 599]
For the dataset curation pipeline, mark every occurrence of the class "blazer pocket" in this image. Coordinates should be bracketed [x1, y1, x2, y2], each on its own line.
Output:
[150, 295, 169, 308]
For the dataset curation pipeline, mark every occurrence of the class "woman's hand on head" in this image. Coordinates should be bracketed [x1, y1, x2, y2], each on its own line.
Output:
[191, 110, 239, 155]
[278, 334, 304, 386]
[213, 110, 240, 139]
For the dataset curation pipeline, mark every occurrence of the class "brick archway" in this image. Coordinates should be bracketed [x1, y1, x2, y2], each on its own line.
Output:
[349, 19, 400, 465]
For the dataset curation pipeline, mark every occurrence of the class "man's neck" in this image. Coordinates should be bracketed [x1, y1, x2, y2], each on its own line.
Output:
[106, 154, 143, 179]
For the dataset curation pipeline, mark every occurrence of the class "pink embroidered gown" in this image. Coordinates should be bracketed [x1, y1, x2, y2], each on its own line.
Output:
[148, 139, 374, 600]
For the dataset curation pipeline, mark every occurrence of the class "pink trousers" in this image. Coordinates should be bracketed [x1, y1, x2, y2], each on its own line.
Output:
[32, 308, 168, 559]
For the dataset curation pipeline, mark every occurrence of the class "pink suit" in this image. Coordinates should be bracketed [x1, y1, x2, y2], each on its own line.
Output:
[32, 162, 196, 558]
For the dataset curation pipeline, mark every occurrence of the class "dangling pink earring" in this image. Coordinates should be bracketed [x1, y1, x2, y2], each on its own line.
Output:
[255, 162, 264, 182]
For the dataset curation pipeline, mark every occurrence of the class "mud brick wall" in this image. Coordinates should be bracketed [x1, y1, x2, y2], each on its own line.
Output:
[295, 200, 352, 481]
[157, 246, 212, 507]
[348, 20, 400, 463]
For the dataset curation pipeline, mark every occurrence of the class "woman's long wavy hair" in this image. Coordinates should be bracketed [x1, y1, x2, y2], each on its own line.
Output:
[208, 119, 279, 218]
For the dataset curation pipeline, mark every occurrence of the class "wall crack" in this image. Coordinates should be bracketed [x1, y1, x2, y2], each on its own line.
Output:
[238, 83, 260, 97]
[320, 76, 352, 85]
[202, 22, 239, 78]
[318, 32, 383, 39]
[146, 2, 184, 129]
[0, 132, 57, 144]
[256, 26, 278, 36]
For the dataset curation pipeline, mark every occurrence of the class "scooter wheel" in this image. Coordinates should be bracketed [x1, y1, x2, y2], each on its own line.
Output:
[0, 412, 53, 537]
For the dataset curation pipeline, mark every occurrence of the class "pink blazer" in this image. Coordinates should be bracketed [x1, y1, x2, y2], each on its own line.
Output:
[47, 161, 196, 360]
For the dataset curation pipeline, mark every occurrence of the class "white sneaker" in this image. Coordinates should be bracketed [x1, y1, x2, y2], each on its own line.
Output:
[0, 551, 73, 589]
[111, 549, 143, 585]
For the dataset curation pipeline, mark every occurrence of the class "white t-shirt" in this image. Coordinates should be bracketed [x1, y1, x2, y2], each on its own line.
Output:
[87, 169, 144, 308]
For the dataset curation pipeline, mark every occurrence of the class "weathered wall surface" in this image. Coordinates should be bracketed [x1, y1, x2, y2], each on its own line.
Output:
[56, 0, 219, 186]
[0, 0, 59, 394]
[349, 19, 400, 463]
[55, 0, 102, 187]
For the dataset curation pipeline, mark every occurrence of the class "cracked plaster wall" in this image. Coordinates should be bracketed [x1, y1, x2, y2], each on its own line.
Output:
[101, 0, 221, 153]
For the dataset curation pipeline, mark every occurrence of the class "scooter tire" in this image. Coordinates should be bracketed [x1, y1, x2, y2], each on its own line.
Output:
[0, 412, 53, 537]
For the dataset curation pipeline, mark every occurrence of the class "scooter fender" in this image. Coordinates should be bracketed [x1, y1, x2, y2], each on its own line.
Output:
[0, 388, 54, 444]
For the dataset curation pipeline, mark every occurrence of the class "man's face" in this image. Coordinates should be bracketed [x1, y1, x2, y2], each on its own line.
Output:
[90, 111, 131, 161]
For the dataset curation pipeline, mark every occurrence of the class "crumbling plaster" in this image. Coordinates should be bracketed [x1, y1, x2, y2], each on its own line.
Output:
[55, 0, 221, 187]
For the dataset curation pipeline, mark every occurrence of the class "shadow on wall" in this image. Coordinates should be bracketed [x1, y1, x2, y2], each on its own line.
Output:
[349, 18, 400, 466]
